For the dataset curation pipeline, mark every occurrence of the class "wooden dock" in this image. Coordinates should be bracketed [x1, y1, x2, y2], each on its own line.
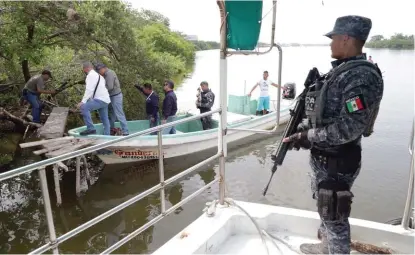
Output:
[19, 107, 97, 206]
[38, 107, 69, 139]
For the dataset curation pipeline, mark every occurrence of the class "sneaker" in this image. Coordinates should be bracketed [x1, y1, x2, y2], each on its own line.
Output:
[80, 129, 97, 136]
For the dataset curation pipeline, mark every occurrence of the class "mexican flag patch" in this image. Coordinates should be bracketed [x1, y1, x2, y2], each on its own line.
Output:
[346, 95, 365, 113]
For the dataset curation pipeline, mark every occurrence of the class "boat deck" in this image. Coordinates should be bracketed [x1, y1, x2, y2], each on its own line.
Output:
[154, 200, 414, 255]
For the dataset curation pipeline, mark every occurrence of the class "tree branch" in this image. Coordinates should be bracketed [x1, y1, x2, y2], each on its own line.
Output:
[45, 30, 70, 40]
[92, 38, 120, 61]
[0, 107, 42, 128]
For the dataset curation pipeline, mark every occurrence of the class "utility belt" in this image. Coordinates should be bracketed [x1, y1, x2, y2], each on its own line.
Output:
[311, 141, 361, 179]
[312, 141, 361, 222]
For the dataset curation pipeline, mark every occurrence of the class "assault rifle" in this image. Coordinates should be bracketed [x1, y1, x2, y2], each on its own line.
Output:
[262, 67, 321, 196]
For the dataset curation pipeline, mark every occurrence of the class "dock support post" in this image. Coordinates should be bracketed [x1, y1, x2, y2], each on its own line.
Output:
[76, 156, 81, 196]
[158, 131, 166, 214]
[81, 155, 91, 186]
[53, 164, 62, 206]
[38, 167, 59, 254]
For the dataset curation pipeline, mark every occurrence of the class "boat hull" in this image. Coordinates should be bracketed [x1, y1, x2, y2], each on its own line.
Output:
[94, 110, 291, 164]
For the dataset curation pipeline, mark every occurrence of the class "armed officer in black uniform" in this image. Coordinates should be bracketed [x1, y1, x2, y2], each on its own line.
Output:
[283, 16, 384, 254]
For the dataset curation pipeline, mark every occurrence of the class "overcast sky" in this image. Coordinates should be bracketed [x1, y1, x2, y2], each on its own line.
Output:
[130, 0, 414, 44]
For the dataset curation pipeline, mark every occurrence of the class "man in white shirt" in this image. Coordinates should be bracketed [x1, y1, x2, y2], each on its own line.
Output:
[77, 61, 111, 136]
[248, 71, 284, 115]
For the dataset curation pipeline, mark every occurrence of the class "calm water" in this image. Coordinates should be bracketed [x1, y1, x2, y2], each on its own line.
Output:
[0, 47, 413, 253]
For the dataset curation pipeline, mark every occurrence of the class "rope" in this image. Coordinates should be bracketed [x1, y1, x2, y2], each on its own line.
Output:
[259, 2, 277, 23]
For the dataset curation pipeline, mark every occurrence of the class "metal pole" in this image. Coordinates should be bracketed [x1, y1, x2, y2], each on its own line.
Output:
[158, 131, 166, 214]
[218, 0, 227, 205]
[402, 120, 415, 229]
[38, 167, 59, 254]
[275, 43, 283, 127]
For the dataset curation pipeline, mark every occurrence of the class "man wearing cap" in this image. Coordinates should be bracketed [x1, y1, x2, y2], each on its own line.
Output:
[78, 61, 111, 136]
[282, 16, 384, 254]
[161, 80, 178, 134]
[196, 81, 215, 130]
[22, 70, 56, 123]
[95, 63, 129, 136]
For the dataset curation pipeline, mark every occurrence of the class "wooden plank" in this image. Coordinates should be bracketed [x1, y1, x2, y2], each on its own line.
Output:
[33, 141, 75, 155]
[20, 136, 75, 148]
[46, 140, 94, 157]
[38, 107, 69, 139]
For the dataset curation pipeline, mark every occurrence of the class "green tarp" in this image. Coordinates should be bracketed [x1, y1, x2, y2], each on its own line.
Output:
[225, 0, 263, 51]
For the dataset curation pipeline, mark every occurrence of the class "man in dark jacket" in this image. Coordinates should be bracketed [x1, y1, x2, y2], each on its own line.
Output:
[135, 83, 159, 135]
[161, 80, 178, 134]
[196, 81, 215, 130]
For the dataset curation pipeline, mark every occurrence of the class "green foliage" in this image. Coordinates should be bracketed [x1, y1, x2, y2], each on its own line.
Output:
[191, 40, 220, 51]
[366, 34, 414, 49]
[0, 1, 197, 120]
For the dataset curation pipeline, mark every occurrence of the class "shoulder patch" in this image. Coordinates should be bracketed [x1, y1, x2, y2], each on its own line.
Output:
[345, 94, 365, 113]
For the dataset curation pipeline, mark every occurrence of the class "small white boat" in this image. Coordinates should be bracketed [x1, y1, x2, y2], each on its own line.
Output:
[68, 95, 296, 165]
[153, 199, 414, 254]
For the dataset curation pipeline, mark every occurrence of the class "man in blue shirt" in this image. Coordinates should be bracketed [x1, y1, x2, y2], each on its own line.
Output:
[135, 83, 159, 135]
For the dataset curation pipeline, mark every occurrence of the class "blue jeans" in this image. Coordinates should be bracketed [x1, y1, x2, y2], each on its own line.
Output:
[162, 115, 176, 134]
[80, 99, 110, 135]
[109, 93, 129, 135]
[24, 91, 42, 123]
[148, 113, 159, 135]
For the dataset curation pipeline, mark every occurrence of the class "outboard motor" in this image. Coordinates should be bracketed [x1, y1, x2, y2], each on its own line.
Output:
[282, 82, 296, 100]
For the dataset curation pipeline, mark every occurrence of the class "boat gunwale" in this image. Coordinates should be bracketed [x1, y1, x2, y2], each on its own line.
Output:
[68, 100, 295, 140]
[67, 102, 294, 140]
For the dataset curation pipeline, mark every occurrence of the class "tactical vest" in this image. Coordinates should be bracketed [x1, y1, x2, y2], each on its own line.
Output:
[305, 60, 383, 138]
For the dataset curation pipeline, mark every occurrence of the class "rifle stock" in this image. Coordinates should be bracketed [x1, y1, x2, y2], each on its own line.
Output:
[263, 67, 320, 196]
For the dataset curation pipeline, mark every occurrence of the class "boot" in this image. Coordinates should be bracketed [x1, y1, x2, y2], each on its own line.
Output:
[300, 235, 329, 254]
[256, 111, 261, 116]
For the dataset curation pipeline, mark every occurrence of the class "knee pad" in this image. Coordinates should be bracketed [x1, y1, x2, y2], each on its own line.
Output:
[317, 181, 354, 221]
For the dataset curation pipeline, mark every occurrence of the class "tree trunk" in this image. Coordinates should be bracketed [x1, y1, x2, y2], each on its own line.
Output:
[22, 24, 35, 84]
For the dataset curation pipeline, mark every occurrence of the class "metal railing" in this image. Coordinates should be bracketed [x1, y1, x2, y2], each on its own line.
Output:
[401, 118, 415, 229]
[0, 109, 225, 254]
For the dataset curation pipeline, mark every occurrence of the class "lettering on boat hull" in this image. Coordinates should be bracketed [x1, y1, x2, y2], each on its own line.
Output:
[97, 148, 162, 160]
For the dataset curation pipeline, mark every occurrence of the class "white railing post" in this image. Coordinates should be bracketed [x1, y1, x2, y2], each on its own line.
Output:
[158, 131, 166, 214]
[402, 119, 415, 229]
[38, 167, 59, 254]
[275, 43, 283, 127]
[218, 3, 228, 205]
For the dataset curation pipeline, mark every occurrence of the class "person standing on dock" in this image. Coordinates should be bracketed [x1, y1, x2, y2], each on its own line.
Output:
[247, 71, 283, 115]
[95, 63, 129, 136]
[161, 80, 177, 134]
[21, 70, 56, 123]
[135, 83, 159, 135]
[78, 61, 111, 136]
[196, 81, 215, 130]
[282, 16, 384, 254]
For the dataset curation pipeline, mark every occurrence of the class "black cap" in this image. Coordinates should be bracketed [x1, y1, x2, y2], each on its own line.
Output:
[95, 63, 106, 71]
[41, 70, 52, 79]
[324, 15, 372, 41]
